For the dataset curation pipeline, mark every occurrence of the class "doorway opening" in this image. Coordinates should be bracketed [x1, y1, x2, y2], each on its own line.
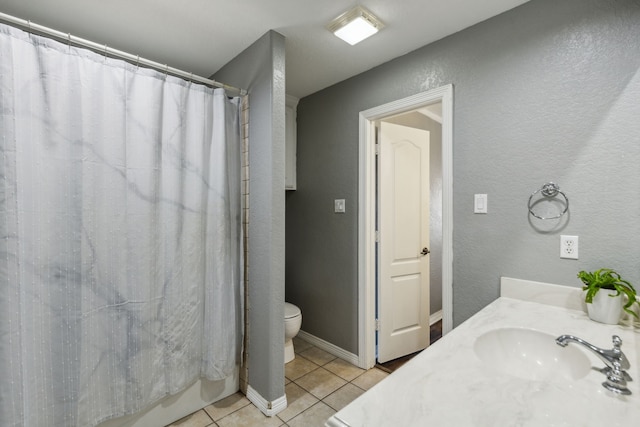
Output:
[357, 86, 453, 369]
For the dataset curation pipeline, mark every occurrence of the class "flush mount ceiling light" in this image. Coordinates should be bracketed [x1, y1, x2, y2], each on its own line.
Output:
[326, 5, 384, 46]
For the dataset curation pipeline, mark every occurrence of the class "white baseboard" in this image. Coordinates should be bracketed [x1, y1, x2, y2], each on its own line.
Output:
[298, 315, 441, 368]
[430, 310, 443, 325]
[297, 330, 360, 367]
[246, 385, 287, 417]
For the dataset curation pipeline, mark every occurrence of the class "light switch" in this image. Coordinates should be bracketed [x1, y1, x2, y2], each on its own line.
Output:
[474, 194, 487, 214]
[334, 199, 346, 213]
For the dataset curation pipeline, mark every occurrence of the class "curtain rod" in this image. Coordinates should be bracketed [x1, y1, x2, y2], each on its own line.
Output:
[0, 11, 247, 96]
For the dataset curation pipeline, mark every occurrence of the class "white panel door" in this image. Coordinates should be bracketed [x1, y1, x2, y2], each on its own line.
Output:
[378, 122, 430, 363]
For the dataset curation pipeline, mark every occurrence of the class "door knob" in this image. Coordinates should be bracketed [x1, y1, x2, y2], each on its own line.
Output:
[420, 247, 430, 256]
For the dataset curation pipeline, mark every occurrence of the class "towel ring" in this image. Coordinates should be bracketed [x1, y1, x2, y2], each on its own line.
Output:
[528, 182, 569, 220]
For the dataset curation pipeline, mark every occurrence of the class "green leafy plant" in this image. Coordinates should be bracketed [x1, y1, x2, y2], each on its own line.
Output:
[578, 268, 639, 319]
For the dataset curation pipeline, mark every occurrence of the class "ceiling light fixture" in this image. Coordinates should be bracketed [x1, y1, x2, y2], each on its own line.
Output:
[326, 5, 384, 46]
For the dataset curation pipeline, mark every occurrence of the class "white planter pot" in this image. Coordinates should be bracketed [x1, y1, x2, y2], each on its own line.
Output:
[586, 289, 623, 324]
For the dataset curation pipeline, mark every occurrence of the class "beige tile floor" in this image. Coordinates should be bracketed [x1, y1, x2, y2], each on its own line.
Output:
[166, 337, 389, 427]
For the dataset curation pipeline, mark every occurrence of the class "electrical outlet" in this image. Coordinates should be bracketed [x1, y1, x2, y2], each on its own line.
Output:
[560, 235, 579, 259]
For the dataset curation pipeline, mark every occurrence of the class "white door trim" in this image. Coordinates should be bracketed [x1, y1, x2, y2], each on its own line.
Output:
[357, 85, 453, 369]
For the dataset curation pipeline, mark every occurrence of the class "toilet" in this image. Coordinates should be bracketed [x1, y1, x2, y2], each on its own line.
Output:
[284, 302, 302, 363]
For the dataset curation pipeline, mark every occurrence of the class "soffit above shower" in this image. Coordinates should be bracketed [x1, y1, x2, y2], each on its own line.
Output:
[0, 0, 530, 98]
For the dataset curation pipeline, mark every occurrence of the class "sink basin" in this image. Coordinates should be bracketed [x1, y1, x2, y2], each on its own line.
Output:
[474, 328, 592, 381]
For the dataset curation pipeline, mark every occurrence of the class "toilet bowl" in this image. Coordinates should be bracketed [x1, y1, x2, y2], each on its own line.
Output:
[284, 302, 302, 364]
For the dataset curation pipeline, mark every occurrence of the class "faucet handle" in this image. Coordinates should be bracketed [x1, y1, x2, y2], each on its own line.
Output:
[612, 335, 622, 349]
[611, 335, 631, 370]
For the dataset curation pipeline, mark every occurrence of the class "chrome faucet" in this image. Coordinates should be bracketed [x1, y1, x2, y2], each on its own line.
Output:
[556, 334, 632, 395]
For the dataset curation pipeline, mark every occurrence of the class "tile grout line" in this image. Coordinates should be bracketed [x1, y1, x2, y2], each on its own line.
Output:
[281, 345, 384, 425]
[168, 339, 388, 426]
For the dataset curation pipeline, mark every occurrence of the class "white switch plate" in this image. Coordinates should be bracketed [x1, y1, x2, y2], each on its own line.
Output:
[334, 199, 345, 213]
[560, 235, 579, 259]
[474, 194, 487, 214]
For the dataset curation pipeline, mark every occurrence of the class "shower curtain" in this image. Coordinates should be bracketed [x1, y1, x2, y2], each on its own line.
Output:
[0, 24, 243, 427]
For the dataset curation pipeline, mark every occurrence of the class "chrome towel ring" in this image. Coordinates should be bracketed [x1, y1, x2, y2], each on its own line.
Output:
[528, 182, 569, 220]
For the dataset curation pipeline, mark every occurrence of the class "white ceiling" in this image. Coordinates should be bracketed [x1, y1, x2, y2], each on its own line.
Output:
[0, 0, 529, 99]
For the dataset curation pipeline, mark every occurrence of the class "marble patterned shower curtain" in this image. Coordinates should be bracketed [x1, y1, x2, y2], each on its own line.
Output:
[0, 24, 243, 427]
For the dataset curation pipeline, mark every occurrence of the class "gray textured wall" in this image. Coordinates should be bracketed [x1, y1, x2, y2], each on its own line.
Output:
[214, 30, 286, 402]
[286, 0, 640, 355]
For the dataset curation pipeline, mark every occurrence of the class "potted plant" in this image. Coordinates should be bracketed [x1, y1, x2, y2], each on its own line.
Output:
[578, 268, 639, 324]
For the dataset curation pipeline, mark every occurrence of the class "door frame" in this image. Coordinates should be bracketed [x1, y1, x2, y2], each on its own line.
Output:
[357, 85, 453, 369]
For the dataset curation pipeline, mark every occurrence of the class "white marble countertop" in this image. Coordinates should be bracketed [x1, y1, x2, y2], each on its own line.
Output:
[327, 288, 640, 426]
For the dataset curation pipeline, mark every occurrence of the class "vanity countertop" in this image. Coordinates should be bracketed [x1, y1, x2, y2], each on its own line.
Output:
[326, 296, 640, 427]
